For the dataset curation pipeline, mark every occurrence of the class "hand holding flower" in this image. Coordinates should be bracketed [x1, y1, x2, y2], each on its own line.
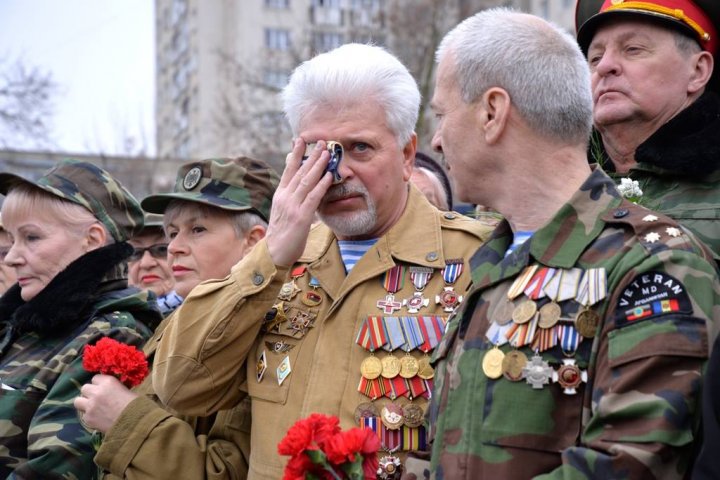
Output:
[74, 374, 139, 433]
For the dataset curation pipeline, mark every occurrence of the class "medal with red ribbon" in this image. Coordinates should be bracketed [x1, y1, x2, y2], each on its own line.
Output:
[377, 265, 405, 314]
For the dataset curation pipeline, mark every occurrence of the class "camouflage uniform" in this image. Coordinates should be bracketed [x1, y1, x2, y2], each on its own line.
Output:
[0, 160, 162, 479]
[428, 168, 720, 479]
[94, 157, 279, 480]
[592, 92, 720, 260]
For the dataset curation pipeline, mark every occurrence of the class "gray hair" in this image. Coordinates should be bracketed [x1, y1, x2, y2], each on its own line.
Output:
[436, 8, 593, 144]
[282, 43, 420, 146]
[163, 200, 267, 239]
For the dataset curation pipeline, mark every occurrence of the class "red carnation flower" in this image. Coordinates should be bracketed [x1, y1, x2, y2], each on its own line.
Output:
[82, 337, 149, 388]
[279, 413, 380, 480]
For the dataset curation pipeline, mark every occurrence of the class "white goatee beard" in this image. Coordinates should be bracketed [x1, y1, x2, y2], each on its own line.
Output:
[318, 182, 377, 237]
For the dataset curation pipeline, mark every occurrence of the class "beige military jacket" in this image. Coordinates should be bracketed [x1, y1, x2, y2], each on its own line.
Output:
[153, 187, 492, 479]
[96, 314, 251, 479]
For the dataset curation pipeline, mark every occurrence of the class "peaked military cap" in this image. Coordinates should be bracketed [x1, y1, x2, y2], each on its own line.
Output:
[0, 159, 144, 242]
[576, 0, 720, 90]
[142, 156, 280, 222]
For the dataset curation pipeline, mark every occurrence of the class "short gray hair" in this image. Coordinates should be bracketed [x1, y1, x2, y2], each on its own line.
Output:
[436, 8, 593, 144]
[282, 43, 420, 146]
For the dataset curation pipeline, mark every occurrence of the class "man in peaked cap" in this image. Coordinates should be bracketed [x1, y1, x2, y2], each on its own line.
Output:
[74, 156, 278, 479]
[575, 0, 720, 260]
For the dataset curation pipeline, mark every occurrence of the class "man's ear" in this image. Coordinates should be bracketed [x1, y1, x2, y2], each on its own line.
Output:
[688, 51, 713, 94]
[481, 87, 511, 144]
[401, 133, 418, 181]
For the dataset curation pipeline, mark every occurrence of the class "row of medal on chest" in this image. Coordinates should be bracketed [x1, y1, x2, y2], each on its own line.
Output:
[275, 261, 468, 315]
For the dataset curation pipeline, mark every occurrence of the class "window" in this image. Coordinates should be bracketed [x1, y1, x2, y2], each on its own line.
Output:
[312, 0, 341, 7]
[265, 28, 291, 50]
[265, 0, 289, 8]
[313, 31, 343, 53]
[263, 69, 289, 89]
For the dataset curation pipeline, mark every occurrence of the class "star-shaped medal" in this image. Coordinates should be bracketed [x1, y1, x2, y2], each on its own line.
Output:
[666, 227, 681, 237]
[644, 232, 660, 243]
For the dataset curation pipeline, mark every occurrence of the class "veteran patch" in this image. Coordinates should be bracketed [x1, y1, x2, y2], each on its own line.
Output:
[615, 272, 692, 327]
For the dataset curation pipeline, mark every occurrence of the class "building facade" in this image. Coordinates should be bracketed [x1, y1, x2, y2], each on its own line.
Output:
[155, 0, 576, 170]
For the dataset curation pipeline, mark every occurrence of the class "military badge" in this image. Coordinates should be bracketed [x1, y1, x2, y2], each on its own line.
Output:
[522, 352, 553, 389]
[256, 350, 267, 383]
[277, 355, 292, 385]
[615, 271, 692, 327]
[182, 166, 202, 190]
[553, 358, 587, 395]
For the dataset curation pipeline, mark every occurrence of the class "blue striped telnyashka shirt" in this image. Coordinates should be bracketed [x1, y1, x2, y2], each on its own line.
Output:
[505, 231, 533, 257]
[338, 239, 378, 273]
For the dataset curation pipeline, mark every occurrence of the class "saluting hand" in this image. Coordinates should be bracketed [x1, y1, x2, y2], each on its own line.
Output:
[265, 138, 333, 267]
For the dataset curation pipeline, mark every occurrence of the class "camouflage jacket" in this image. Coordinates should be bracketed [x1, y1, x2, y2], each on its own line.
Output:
[428, 168, 720, 479]
[0, 243, 161, 479]
[594, 91, 720, 260]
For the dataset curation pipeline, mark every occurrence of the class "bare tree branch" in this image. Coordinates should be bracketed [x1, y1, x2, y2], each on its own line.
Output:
[0, 57, 58, 148]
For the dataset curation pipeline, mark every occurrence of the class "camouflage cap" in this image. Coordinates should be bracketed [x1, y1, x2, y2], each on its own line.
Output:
[0, 159, 144, 242]
[133, 212, 165, 237]
[141, 156, 280, 222]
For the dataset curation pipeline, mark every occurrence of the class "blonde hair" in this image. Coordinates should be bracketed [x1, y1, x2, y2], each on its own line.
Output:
[1, 183, 110, 240]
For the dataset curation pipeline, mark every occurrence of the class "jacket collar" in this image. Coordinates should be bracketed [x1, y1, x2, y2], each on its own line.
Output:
[594, 91, 720, 177]
[299, 185, 449, 269]
[299, 186, 451, 304]
[0, 242, 137, 336]
[470, 167, 621, 291]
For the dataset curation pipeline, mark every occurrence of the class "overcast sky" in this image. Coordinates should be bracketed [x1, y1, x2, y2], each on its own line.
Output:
[0, 0, 155, 156]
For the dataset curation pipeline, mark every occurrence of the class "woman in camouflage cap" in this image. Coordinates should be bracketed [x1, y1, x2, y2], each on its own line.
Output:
[0, 159, 162, 479]
[0, 214, 16, 297]
[74, 156, 279, 479]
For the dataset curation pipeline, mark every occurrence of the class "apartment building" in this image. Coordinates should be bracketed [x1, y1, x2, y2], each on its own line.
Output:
[155, 0, 576, 169]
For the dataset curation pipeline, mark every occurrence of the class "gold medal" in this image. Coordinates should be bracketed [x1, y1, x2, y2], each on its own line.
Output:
[482, 345, 505, 379]
[538, 301, 561, 329]
[575, 308, 601, 338]
[360, 355, 383, 380]
[512, 300, 537, 325]
[501, 350, 528, 382]
[493, 299, 515, 326]
[399, 355, 419, 379]
[381, 355, 401, 379]
[402, 404, 425, 428]
[417, 356, 435, 380]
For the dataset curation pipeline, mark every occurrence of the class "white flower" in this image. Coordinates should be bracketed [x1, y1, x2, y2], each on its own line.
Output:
[617, 177, 643, 200]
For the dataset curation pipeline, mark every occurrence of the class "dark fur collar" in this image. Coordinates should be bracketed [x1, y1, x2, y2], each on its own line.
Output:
[0, 242, 132, 336]
[635, 91, 720, 176]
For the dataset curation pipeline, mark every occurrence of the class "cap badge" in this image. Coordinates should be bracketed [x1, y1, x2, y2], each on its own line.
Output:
[183, 166, 203, 190]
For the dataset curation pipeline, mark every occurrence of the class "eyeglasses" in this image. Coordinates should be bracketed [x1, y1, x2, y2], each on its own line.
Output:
[128, 243, 169, 262]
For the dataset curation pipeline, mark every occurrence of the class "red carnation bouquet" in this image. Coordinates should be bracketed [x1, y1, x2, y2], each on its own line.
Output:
[82, 337, 149, 388]
[278, 413, 381, 480]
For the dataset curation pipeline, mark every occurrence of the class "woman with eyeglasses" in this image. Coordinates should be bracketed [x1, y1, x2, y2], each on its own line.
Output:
[127, 213, 181, 316]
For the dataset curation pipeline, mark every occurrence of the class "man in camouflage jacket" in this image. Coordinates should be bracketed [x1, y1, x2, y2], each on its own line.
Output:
[427, 9, 720, 479]
[575, 0, 720, 259]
